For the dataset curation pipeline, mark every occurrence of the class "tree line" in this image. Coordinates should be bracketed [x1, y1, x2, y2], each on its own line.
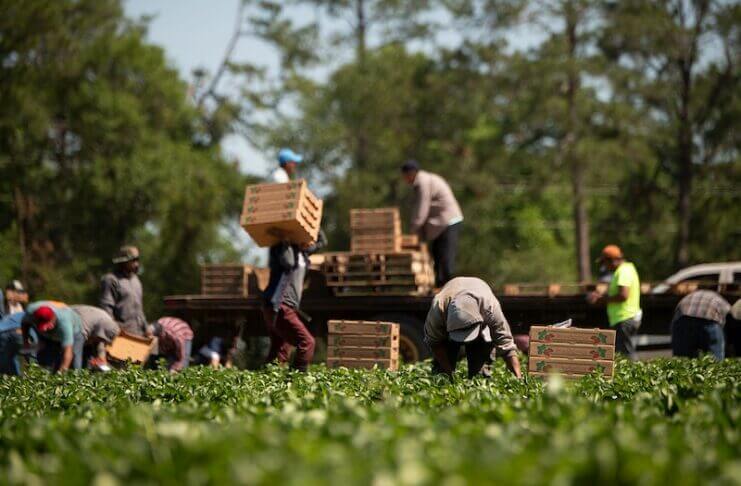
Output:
[0, 0, 738, 316]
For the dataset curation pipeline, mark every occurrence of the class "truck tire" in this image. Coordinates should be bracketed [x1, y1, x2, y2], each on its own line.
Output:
[371, 313, 430, 363]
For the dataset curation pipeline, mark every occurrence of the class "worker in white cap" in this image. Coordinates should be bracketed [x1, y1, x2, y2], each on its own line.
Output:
[424, 276, 521, 379]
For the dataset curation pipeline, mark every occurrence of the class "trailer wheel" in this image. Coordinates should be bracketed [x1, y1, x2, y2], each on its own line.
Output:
[371, 313, 429, 363]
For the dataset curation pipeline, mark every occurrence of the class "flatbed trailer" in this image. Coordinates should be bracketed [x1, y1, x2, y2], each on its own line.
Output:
[164, 290, 741, 361]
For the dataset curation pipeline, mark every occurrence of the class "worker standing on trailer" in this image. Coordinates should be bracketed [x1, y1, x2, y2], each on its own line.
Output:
[401, 160, 463, 288]
[262, 231, 327, 372]
[424, 276, 522, 379]
[22, 301, 84, 372]
[271, 148, 303, 183]
[671, 290, 736, 361]
[100, 246, 149, 337]
[587, 245, 642, 360]
[70, 305, 120, 369]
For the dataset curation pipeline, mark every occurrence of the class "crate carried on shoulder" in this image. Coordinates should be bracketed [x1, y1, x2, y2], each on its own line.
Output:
[326, 320, 400, 371]
[528, 326, 617, 380]
[240, 180, 323, 247]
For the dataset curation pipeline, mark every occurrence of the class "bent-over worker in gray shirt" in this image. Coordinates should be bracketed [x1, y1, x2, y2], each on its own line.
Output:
[424, 277, 522, 379]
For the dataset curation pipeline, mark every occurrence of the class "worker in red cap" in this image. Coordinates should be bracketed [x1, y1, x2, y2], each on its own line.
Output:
[587, 245, 642, 360]
[21, 301, 84, 372]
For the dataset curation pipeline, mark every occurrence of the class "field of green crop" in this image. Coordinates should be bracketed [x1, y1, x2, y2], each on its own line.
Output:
[1, 358, 739, 485]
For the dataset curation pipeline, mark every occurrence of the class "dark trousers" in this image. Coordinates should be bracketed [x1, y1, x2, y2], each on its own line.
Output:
[430, 222, 461, 288]
[263, 304, 315, 371]
[0, 330, 22, 376]
[614, 317, 641, 361]
[431, 337, 494, 378]
[672, 316, 725, 361]
[37, 333, 84, 371]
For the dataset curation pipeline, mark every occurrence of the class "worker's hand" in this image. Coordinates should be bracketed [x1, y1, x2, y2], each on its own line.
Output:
[586, 291, 602, 305]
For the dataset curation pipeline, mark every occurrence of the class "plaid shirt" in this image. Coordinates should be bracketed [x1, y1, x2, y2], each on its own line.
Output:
[674, 291, 731, 326]
[157, 317, 193, 370]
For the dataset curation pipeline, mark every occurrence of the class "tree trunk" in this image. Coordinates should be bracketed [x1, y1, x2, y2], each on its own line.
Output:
[13, 185, 30, 284]
[564, 4, 592, 281]
[675, 61, 693, 268]
[354, 0, 368, 169]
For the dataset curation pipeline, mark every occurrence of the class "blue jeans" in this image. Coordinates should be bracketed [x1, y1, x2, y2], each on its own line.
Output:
[672, 316, 725, 361]
[0, 330, 23, 376]
[37, 333, 85, 370]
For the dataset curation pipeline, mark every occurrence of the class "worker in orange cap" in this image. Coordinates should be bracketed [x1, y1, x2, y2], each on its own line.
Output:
[587, 245, 642, 360]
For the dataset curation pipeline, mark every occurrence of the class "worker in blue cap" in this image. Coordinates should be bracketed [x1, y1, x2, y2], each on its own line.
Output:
[272, 148, 303, 183]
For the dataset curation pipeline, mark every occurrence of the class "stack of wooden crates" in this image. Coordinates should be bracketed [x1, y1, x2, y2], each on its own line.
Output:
[321, 207, 435, 296]
[326, 320, 400, 370]
[199, 264, 270, 296]
[527, 326, 617, 380]
[350, 208, 401, 252]
[240, 180, 323, 247]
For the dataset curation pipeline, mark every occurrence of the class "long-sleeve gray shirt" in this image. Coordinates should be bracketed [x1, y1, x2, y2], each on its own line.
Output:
[99, 271, 147, 335]
[424, 277, 517, 357]
[409, 170, 463, 241]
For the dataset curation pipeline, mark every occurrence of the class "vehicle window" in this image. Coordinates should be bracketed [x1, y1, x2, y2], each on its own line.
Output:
[680, 273, 717, 284]
[734, 272, 741, 284]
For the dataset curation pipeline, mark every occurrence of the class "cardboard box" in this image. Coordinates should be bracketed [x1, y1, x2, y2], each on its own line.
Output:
[529, 342, 615, 360]
[530, 326, 616, 346]
[240, 180, 323, 247]
[326, 357, 399, 371]
[528, 357, 614, 377]
[107, 332, 155, 364]
[327, 320, 399, 336]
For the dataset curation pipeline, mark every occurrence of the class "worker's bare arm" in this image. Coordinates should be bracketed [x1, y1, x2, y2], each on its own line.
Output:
[503, 352, 522, 379]
[58, 345, 73, 372]
[587, 286, 629, 305]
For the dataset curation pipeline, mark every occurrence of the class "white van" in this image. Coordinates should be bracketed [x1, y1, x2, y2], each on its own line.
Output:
[651, 262, 741, 294]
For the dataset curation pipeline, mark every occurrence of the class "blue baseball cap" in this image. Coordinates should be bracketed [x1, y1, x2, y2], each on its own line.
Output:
[278, 148, 303, 165]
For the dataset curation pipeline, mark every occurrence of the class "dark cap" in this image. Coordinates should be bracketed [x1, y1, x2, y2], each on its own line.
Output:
[401, 159, 420, 173]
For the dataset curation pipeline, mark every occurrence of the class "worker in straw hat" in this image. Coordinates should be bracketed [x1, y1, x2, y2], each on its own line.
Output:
[587, 245, 642, 360]
[100, 245, 149, 337]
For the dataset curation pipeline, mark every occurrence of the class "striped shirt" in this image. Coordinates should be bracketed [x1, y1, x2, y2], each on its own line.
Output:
[674, 291, 731, 326]
[156, 317, 193, 369]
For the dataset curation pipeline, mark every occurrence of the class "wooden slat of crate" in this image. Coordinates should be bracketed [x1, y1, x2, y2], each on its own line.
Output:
[529, 372, 585, 381]
[326, 357, 399, 371]
[107, 332, 155, 364]
[327, 346, 399, 359]
[530, 326, 616, 346]
[325, 275, 433, 287]
[400, 234, 418, 247]
[328, 320, 399, 336]
[241, 208, 318, 229]
[245, 180, 305, 195]
[529, 342, 615, 360]
[528, 357, 614, 377]
[327, 334, 399, 347]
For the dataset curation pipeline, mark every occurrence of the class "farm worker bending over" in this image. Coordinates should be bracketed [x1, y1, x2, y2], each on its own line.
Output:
[22, 301, 84, 372]
[587, 245, 642, 360]
[263, 230, 327, 372]
[424, 277, 522, 379]
[149, 317, 194, 372]
[401, 160, 463, 288]
[271, 147, 302, 183]
[0, 312, 24, 375]
[671, 290, 735, 361]
[71, 305, 120, 369]
[100, 245, 149, 337]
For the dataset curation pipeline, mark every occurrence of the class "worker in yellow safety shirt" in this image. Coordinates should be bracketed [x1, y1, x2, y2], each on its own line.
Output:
[587, 245, 642, 360]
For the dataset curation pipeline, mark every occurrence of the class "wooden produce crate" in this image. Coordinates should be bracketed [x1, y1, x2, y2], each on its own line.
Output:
[350, 208, 402, 253]
[107, 332, 155, 364]
[240, 180, 323, 247]
[200, 264, 269, 296]
[326, 320, 400, 371]
[528, 325, 617, 380]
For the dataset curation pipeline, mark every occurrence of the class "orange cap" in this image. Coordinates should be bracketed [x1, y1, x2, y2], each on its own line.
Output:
[599, 244, 623, 261]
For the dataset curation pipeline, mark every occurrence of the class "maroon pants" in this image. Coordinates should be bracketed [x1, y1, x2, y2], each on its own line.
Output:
[263, 304, 315, 371]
